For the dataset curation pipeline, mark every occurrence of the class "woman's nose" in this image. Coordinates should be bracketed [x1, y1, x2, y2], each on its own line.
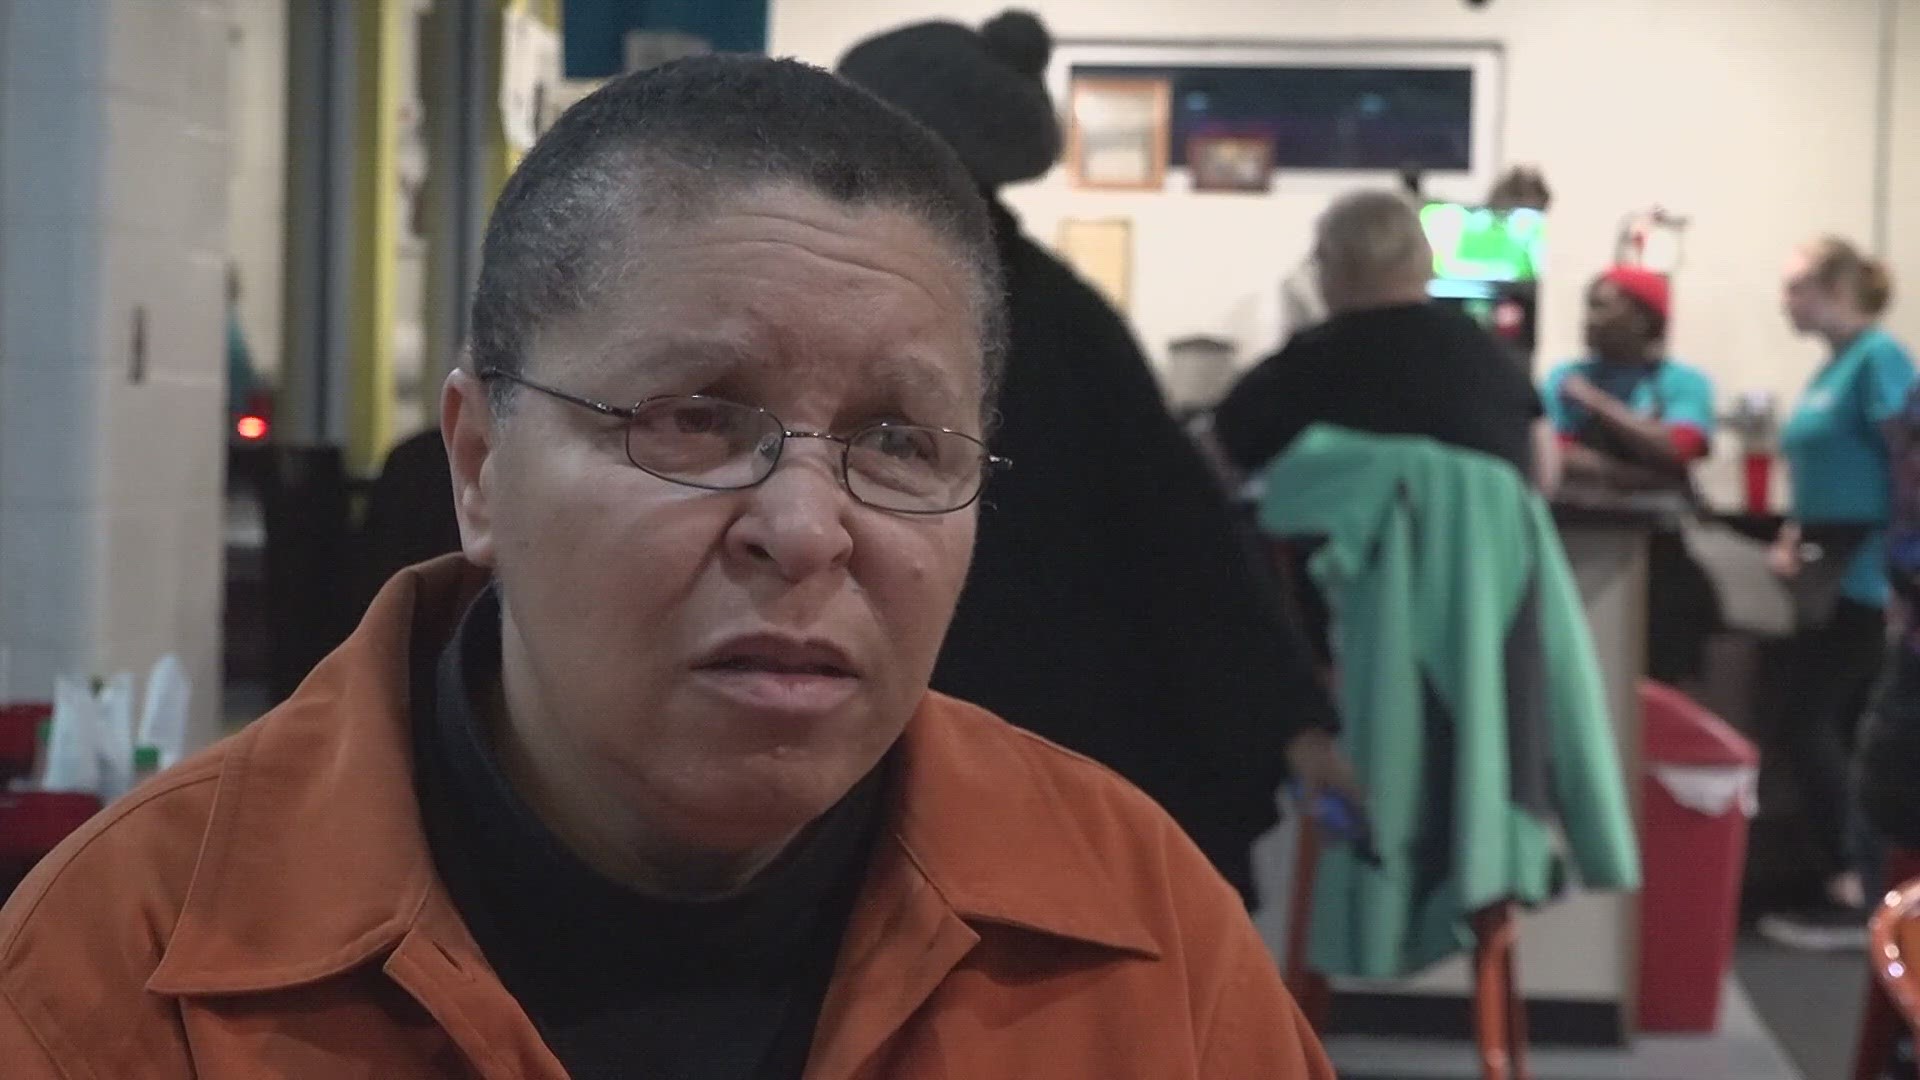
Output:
[726, 443, 855, 580]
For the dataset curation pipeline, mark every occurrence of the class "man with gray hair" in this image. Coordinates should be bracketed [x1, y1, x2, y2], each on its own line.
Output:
[1204, 189, 1552, 659]
[1210, 188, 1548, 487]
[1313, 190, 1439, 318]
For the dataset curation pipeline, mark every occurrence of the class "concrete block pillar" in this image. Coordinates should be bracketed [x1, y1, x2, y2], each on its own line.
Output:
[0, 0, 232, 751]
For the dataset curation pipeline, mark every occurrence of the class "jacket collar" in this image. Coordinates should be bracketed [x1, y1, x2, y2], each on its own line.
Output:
[148, 556, 1155, 997]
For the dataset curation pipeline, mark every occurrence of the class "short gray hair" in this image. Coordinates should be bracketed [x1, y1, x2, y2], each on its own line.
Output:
[1313, 189, 1430, 286]
[470, 55, 1007, 419]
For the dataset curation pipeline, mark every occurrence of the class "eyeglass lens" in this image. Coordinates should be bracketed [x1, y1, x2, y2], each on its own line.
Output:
[624, 397, 987, 513]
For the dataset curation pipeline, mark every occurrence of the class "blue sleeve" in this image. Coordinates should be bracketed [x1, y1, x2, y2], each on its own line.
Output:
[1661, 365, 1717, 435]
[1861, 338, 1918, 425]
[1541, 364, 1573, 433]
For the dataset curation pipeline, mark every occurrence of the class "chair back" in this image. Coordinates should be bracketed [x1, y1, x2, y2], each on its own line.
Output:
[1872, 875, 1920, 1039]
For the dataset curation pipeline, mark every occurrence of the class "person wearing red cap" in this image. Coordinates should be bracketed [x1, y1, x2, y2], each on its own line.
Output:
[1543, 266, 1716, 489]
[1543, 267, 1719, 687]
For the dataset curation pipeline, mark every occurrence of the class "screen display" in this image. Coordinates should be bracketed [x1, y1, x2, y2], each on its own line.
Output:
[1420, 203, 1546, 283]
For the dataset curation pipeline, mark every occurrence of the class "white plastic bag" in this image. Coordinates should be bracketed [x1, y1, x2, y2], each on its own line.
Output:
[43, 677, 102, 794]
[95, 672, 137, 801]
[137, 655, 191, 770]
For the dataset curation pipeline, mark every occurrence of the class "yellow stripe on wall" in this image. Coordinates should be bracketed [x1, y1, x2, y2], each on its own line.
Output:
[345, 0, 404, 478]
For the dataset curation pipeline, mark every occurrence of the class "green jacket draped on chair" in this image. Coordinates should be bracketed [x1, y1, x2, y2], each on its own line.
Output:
[1260, 424, 1640, 979]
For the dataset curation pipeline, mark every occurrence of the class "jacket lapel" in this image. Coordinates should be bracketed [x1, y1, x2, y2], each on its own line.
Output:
[803, 834, 976, 1080]
[382, 892, 569, 1080]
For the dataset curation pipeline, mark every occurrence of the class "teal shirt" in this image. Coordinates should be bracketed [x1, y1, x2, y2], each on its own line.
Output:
[1541, 358, 1716, 438]
[227, 310, 257, 418]
[1781, 327, 1917, 607]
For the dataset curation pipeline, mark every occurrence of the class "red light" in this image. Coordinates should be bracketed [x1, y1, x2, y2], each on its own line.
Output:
[236, 415, 269, 441]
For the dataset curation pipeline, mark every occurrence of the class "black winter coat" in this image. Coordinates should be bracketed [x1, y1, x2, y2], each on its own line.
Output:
[932, 202, 1337, 902]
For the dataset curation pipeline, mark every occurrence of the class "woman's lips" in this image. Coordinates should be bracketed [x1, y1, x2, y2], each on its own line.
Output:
[691, 635, 863, 715]
[691, 662, 861, 714]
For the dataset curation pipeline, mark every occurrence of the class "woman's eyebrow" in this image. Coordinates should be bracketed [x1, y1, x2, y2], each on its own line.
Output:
[588, 335, 969, 414]
[592, 334, 758, 389]
[869, 355, 968, 407]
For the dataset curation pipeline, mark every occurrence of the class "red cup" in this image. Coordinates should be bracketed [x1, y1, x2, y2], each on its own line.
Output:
[1743, 453, 1773, 516]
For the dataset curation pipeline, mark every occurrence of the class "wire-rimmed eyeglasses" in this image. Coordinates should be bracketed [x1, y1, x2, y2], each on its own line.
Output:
[479, 367, 1009, 515]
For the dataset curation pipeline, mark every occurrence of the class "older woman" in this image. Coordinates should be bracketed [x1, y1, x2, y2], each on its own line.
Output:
[0, 58, 1330, 1079]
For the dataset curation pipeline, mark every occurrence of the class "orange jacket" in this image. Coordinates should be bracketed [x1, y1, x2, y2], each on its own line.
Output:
[0, 558, 1332, 1079]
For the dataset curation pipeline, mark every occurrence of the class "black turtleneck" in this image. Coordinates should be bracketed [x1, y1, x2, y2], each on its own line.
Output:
[410, 585, 883, 1080]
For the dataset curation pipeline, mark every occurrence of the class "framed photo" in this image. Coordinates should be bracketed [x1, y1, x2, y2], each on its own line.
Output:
[1067, 75, 1171, 190]
[1189, 132, 1275, 193]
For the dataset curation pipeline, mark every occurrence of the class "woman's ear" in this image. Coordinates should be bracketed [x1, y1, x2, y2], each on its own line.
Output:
[442, 367, 500, 568]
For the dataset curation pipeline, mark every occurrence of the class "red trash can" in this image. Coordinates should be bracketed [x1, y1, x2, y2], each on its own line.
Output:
[1637, 680, 1759, 1033]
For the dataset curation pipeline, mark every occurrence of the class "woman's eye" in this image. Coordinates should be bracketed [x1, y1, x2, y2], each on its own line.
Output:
[873, 427, 937, 461]
[669, 405, 729, 434]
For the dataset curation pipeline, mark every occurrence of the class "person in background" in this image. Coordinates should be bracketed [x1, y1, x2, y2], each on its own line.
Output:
[1273, 166, 1548, 351]
[1278, 257, 1328, 344]
[1202, 189, 1551, 665]
[1274, 169, 1430, 346]
[1759, 236, 1918, 951]
[1854, 375, 1920, 922]
[1542, 267, 1716, 493]
[1542, 268, 1720, 686]
[839, 11, 1354, 907]
[225, 264, 268, 433]
[1487, 165, 1552, 214]
[1208, 189, 1551, 489]
[0, 56, 1334, 1077]
[354, 428, 463, 610]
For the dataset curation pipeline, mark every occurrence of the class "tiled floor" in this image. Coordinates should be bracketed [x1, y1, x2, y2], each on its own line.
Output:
[1324, 978, 1800, 1079]
[1736, 936, 1869, 1080]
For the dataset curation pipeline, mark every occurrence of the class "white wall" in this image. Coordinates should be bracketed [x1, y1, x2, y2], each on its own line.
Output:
[1888, 0, 1920, 355]
[225, 0, 286, 380]
[773, 0, 1905, 456]
[0, 0, 230, 749]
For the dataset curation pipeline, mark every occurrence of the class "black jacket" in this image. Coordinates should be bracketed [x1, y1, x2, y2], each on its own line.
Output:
[932, 201, 1337, 902]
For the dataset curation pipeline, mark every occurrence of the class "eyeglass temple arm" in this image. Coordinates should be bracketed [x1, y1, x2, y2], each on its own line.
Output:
[477, 367, 636, 419]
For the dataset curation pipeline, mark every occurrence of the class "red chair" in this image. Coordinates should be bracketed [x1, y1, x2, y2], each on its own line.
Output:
[1854, 854, 1920, 1080]
[1284, 824, 1530, 1080]
[1469, 902, 1531, 1080]
[1283, 820, 1333, 1031]
[1271, 531, 1531, 1080]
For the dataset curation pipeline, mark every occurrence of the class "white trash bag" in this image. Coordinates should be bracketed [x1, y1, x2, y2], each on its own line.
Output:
[138, 654, 192, 771]
[43, 677, 102, 794]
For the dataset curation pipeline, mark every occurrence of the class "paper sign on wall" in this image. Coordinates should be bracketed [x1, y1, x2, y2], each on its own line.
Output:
[1056, 218, 1135, 314]
[501, 9, 562, 152]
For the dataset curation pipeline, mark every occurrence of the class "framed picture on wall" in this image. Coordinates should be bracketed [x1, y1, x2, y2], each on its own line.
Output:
[1188, 132, 1275, 193]
[1068, 75, 1171, 190]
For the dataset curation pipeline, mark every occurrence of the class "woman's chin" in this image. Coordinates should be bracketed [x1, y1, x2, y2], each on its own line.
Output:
[649, 764, 862, 854]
